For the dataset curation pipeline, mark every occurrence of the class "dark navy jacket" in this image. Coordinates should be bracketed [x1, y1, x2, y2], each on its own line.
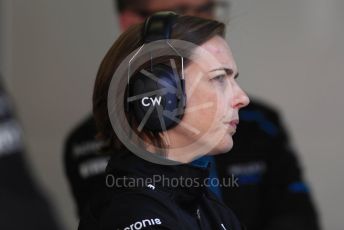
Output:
[78, 151, 243, 230]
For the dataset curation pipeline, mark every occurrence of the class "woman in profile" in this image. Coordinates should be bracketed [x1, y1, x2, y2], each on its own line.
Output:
[79, 12, 249, 230]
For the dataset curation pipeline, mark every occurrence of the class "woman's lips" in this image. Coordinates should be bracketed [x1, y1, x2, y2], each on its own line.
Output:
[229, 119, 239, 129]
[224, 119, 239, 133]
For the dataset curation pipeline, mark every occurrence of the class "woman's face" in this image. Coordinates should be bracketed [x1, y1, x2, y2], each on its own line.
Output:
[164, 36, 250, 162]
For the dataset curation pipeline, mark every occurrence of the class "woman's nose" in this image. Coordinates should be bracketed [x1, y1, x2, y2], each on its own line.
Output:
[232, 84, 250, 109]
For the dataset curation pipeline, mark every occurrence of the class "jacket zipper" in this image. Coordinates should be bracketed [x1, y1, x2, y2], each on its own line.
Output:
[221, 223, 227, 230]
[196, 207, 203, 230]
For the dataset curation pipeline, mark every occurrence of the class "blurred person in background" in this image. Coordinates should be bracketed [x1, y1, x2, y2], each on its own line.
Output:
[64, 1, 321, 229]
[0, 76, 61, 229]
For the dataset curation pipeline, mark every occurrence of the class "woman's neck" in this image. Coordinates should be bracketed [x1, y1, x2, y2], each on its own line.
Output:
[144, 131, 207, 164]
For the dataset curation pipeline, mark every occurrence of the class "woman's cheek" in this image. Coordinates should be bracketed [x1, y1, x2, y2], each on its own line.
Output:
[203, 91, 221, 132]
[221, 83, 235, 117]
[188, 86, 218, 134]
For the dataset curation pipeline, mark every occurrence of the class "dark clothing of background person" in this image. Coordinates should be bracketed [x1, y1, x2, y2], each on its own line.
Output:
[78, 150, 243, 230]
[0, 78, 61, 230]
[215, 99, 321, 230]
[64, 99, 321, 230]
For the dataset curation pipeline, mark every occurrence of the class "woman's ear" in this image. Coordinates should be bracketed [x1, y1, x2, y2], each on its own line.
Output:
[119, 10, 144, 31]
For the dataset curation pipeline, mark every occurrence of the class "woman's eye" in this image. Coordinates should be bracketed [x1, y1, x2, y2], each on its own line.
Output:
[213, 74, 226, 82]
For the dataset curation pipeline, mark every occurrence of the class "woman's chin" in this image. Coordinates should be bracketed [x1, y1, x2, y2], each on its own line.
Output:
[209, 135, 234, 155]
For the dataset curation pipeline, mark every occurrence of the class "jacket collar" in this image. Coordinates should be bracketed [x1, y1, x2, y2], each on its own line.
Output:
[106, 150, 211, 202]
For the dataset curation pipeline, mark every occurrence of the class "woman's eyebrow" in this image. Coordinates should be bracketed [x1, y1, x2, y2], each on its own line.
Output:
[209, 67, 239, 79]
